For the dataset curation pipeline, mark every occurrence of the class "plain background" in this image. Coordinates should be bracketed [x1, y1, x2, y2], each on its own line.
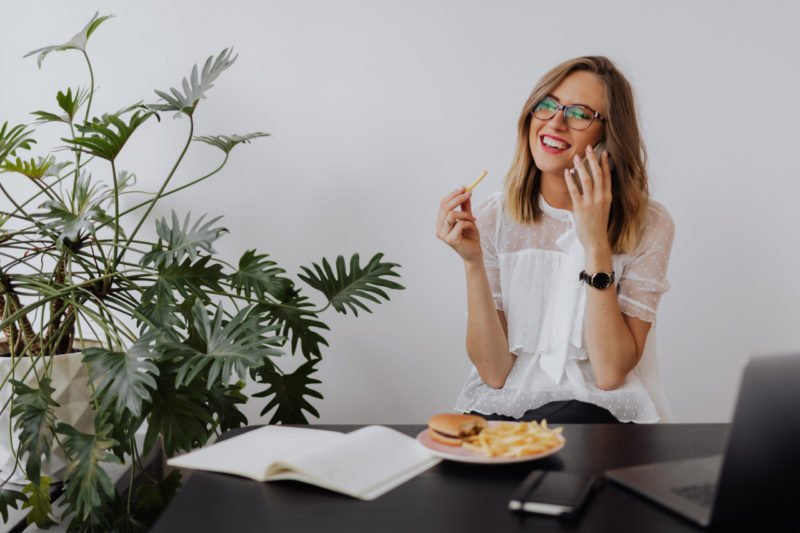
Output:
[2, 1, 798, 424]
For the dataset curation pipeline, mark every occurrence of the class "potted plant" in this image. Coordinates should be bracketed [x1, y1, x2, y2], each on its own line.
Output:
[0, 12, 404, 530]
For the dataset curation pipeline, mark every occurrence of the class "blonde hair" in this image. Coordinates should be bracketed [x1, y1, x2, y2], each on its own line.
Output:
[504, 56, 649, 254]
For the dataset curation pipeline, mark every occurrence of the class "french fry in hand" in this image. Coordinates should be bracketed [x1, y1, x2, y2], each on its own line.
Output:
[465, 170, 488, 192]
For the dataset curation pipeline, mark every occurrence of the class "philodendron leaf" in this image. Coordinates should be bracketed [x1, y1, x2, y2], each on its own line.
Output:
[64, 110, 154, 161]
[0, 122, 36, 165]
[0, 155, 53, 179]
[144, 368, 213, 456]
[257, 292, 330, 359]
[32, 87, 91, 124]
[167, 301, 283, 388]
[37, 171, 112, 244]
[205, 380, 248, 433]
[82, 334, 160, 419]
[252, 358, 323, 424]
[150, 48, 237, 117]
[298, 253, 405, 317]
[230, 249, 293, 301]
[193, 132, 270, 154]
[10, 378, 58, 484]
[56, 422, 120, 522]
[21, 477, 55, 527]
[143, 256, 225, 304]
[0, 488, 26, 523]
[24, 12, 114, 68]
[141, 212, 227, 268]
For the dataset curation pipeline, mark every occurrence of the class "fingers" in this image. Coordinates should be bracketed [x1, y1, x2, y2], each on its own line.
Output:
[564, 168, 580, 202]
[572, 153, 593, 198]
[436, 210, 477, 239]
[445, 219, 477, 245]
[437, 187, 473, 233]
[461, 196, 473, 216]
[601, 151, 612, 197]
[584, 145, 604, 200]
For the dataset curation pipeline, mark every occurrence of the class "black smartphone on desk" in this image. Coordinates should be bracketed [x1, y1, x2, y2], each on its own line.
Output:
[509, 470, 598, 518]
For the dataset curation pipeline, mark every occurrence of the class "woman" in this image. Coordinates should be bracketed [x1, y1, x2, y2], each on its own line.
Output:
[436, 56, 674, 423]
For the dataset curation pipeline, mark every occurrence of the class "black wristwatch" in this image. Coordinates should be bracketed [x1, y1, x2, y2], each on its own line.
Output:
[579, 270, 615, 290]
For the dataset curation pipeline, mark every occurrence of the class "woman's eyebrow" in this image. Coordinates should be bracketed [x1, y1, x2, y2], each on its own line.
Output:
[547, 93, 593, 109]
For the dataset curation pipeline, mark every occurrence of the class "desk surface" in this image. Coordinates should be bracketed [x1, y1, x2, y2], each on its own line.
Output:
[152, 424, 794, 533]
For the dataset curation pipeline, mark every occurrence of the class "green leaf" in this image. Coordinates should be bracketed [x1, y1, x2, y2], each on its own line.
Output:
[206, 380, 248, 433]
[298, 253, 405, 317]
[166, 301, 283, 388]
[143, 256, 225, 303]
[0, 122, 37, 165]
[24, 12, 114, 68]
[144, 366, 213, 456]
[64, 109, 154, 161]
[56, 422, 120, 522]
[82, 334, 160, 418]
[0, 155, 53, 179]
[21, 477, 55, 527]
[193, 132, 270, 154]
[230, 249, 293, 301]
[257, 291, 329, 359]
[133, 470, 181, 526]
[36, 171, 112, 244]
[252, 359, 323, 424]
[149, 48, 237, 117]
[0, 488, 26, 523]
[141, 211, 227, 268]
[10, 378, 58, 484]
[32, 87, 90, 125]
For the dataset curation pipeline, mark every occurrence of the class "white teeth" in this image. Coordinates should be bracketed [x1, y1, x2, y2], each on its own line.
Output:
[542, 136, 569, 150]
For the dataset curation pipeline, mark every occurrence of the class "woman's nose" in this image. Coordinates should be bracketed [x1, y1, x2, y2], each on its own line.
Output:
[550, 109, 569, 130]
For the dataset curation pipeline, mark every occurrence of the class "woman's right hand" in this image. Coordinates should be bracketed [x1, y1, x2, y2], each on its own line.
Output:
[436, 186, 482, 264]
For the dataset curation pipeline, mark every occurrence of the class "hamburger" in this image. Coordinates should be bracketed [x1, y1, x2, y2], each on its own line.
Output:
[428, 413, 487, 446]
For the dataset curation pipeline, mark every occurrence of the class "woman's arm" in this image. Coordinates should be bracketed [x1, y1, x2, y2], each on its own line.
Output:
[464, 259, 516, 389]
[437, 188, 515, 389]
[567, 146, 668, 390]
[583, 247, 651, 390]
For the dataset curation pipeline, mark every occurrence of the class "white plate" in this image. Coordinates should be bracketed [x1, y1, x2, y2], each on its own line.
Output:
[416, 422, 565, 464]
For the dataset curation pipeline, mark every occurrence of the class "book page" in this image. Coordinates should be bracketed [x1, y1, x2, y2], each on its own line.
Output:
[265, 425, 440, 500]
[167, 426, 343, 480]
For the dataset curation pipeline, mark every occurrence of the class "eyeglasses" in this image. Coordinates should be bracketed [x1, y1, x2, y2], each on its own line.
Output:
[531, 96, 605, 131]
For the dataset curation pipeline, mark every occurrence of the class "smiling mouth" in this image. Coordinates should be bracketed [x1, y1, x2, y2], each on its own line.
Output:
[539, 135, 572, 153]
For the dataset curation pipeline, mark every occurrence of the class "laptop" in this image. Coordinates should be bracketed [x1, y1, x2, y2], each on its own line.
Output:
[605, 353, 800, 527]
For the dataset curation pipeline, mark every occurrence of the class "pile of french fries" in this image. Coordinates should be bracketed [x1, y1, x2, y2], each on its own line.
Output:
[462, 420, 565, 458]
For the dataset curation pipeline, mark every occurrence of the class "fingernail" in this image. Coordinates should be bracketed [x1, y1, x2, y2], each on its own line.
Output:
[587, 145, 593, 153]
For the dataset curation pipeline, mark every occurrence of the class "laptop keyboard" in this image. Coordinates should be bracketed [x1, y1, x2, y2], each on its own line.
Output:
[671, 482, 715, 508]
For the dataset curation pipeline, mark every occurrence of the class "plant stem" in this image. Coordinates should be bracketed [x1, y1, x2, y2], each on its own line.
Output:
[117, 115, 195, 270]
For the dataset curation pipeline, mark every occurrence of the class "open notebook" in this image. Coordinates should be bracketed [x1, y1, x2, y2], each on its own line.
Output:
[167, 425, 440, 500]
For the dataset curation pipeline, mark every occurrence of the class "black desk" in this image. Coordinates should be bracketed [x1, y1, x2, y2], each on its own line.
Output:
[152, 424, 796, 532]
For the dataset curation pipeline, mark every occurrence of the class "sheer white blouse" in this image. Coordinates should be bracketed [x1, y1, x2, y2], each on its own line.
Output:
[454, 191, 675, 423]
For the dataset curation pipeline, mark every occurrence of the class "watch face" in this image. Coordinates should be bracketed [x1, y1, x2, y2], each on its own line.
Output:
[591, 272, 612, 289]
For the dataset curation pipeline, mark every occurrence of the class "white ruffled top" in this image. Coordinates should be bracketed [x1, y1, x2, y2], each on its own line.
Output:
[454, 191, 675, 423]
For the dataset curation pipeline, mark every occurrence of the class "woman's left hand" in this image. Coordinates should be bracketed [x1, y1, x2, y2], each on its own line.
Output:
[564, 145, 613, 255]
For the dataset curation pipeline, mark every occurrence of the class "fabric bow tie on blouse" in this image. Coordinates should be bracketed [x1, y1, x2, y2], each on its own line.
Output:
[539, 211, 589, 390]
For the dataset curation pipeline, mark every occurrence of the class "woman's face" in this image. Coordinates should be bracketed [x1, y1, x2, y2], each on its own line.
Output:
[529, 71, 606, 175]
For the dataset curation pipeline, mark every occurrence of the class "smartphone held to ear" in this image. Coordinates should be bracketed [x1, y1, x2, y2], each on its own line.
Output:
[569, 142, 613, 194]
[509, 470, 599, 518]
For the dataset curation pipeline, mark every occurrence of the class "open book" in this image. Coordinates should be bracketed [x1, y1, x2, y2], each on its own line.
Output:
[167, 425, 440, 500]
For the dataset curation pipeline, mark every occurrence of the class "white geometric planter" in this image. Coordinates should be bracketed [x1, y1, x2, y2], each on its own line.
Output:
[0, 339, 98, 485]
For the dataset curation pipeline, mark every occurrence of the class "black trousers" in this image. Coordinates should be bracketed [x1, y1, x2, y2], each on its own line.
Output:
[472, 400, 622, 424]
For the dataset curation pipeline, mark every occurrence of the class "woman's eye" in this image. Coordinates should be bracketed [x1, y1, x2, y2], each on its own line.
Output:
[568, 108, 591, 120]
[537, 100, 557, 111]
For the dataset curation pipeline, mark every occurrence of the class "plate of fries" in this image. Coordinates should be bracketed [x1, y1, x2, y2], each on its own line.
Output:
[417, 420, 565, 464]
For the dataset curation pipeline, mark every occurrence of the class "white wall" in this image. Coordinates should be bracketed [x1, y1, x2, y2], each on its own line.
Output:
[3, 0, 799, 423]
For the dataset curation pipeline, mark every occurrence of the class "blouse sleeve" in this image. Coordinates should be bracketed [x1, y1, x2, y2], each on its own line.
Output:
[617, 201, 675, 324]
[475, 192, 504, 311]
